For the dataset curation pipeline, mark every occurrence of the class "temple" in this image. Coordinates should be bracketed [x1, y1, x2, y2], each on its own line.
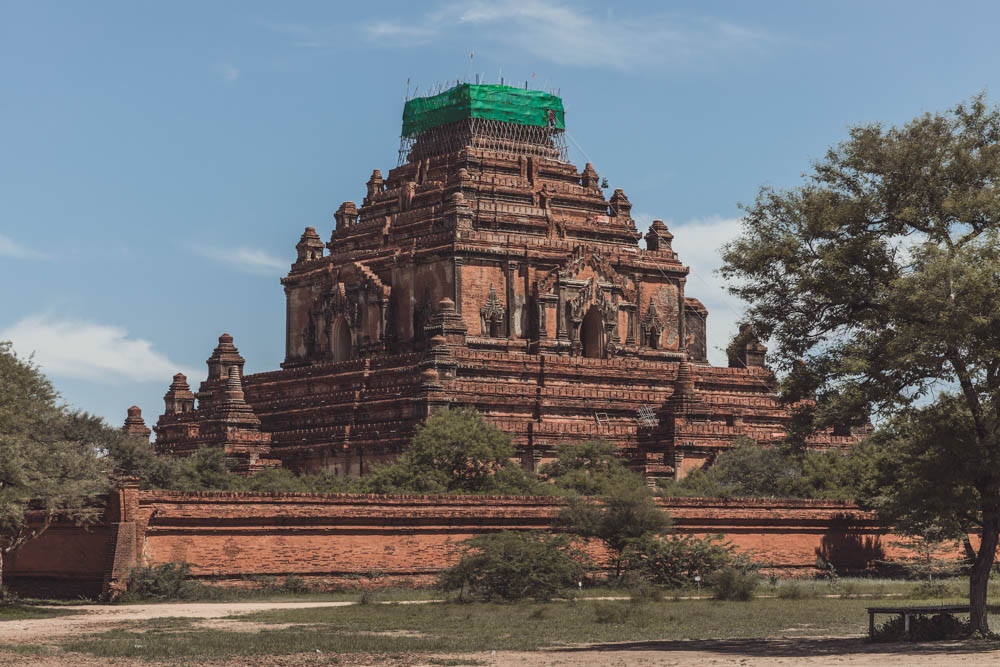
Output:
[146, 83, 860, 479]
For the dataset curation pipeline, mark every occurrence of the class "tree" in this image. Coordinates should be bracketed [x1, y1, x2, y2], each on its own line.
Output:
[438, 531, 588, 601]
[657, 438, 856, 500]
[0, 342, 108, 595]
[720, 94, 1000, 631]
[538, 440, 639, 496]
[361, 407, 541, 495]
[558, 477, 670, 577]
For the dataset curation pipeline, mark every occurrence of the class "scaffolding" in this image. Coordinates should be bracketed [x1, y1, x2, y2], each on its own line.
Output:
[398, 83, 568, 165]
[399, 117, 568, 165]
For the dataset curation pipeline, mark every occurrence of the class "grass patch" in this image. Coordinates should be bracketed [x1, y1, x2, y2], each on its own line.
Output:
[63, 592, 1000, 660]
[0, 604, 80, 621]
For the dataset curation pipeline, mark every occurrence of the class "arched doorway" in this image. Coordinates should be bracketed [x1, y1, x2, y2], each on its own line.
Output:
[332, 317, 352, 362]
[581, 307, 604, 359]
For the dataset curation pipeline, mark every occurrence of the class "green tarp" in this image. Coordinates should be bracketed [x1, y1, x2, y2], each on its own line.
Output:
[401, 84, 565, 137]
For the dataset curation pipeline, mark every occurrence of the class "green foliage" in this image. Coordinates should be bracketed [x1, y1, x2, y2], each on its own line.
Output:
[438, 530, 587, 602]
[122, 563, 202, 601]
[657, 438, 856, 500]
[853, 396, 991, 541]
[591, 601, 634, 624]
[870, 613, 970, 642]
[884, 535, 968, 581]
[539, 440, 639, 496]
[0, 342, 109, 583]
[620, 533, 750, 588]
[709, 566, 759, 601]
[361, 408, 541, 495]
[776, 582, 815, 599]
[720, 94, 1000, 629]
[558, 477, 670, 577]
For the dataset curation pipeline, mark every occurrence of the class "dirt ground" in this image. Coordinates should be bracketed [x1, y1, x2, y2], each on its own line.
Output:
[2, 602, 1000, 666]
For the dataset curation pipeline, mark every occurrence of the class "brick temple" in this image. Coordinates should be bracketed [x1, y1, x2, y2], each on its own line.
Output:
[142, 83, 858, 478]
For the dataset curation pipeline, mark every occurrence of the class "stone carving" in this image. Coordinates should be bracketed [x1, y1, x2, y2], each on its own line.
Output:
[641, 299, 665, 349]
[154, 83, 863, 482]
[480, 284, 505, 337]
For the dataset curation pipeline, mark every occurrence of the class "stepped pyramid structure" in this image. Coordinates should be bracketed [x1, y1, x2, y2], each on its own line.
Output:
[151, 83, 860, 478]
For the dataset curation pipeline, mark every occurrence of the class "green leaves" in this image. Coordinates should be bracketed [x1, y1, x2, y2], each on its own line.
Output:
[0, 342, 108, 558]
[360, 407, 541, 495]
[722, 93, 1000, 630]
[438, 531, 588, 602]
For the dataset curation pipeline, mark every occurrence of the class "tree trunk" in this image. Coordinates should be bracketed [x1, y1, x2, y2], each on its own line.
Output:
[970, 520, 999, 633]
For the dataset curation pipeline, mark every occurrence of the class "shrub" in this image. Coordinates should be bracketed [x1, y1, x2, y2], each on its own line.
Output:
[776, 582, 815, 599]
[122, 563, 204, 601]
[871, 613, 969, 642]
[438, 531, 587, 602]
[281, 575, 311, 594]
[622, 572, 664, 603]
[558, 478, 670, 577]
[912, 580, 949, 598]
[592, 601, 633, 624]
[657, 438, 857, 501]
[710, 566, 759, 601]
[621, 533, 743, 588]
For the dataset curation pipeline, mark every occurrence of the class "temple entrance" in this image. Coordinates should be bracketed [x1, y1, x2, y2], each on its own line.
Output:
[581, 307, 604, 358]
[332, 317, 352, 362]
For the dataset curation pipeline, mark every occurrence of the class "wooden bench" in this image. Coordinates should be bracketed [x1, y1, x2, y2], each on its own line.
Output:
[866, 604, 970, 637]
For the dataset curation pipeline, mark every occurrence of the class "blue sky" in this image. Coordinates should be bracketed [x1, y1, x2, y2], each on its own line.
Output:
[3, 0, 999, 428]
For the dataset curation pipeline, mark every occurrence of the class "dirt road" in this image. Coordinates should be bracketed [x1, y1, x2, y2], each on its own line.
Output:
[2, 601, 999, 666]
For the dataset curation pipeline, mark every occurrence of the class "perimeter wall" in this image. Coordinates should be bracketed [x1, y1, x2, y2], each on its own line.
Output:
[3, 484, 910, 599]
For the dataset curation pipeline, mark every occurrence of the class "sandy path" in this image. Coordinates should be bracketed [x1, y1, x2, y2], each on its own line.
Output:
[0, 601, 360, 642]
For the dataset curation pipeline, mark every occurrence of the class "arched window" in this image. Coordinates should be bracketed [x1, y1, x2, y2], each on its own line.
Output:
[332, 317, 352, 362]
[581, 307, 604, 358]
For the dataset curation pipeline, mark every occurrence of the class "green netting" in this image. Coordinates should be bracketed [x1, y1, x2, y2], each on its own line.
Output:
[402, 84, 565, 137]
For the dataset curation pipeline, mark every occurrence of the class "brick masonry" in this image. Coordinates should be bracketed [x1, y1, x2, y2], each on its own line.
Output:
[4, 484, 924, 598]
[145, 90, 866, 481]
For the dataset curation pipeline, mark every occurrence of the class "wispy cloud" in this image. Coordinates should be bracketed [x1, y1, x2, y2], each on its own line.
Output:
[1, 314, 197, 384]
[219, 63, 240, 82]
[356, 1, 774, 70]
[192, 244, 289, 275]
[0, 233, 47, 259]
[667, 215, 747, 366]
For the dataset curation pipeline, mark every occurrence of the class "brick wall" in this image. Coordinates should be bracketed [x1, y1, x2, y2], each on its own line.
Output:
[3, 488, 920, 598]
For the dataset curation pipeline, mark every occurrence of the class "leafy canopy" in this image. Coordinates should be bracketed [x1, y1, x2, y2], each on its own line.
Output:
[360, 407, 541, 495]
[721, 93, 1000, 631]
[538, 440, 641, 496]
[658, 437, 856, 501]
[0, 342, 108, 567]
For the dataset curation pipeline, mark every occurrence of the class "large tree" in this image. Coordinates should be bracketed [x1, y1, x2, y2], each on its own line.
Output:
[361, 407, 541, 495]
[0, 342, 109, 594]
[720, 94, 1000, 631]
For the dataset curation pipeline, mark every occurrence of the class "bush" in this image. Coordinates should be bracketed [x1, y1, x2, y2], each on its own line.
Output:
[871, 613, 970, 642]
[710, 566, 759, 601]
[122, 563, 205, 601]
[281, 575, 311, 594]
[558, 478, 670, 577]
[912, 580, 949, 598]
[592, 601, 634, 624]
[621, 533, 744, 588]
[657, 438, 857, 501]
[622, 572, 664, 603]
[438, 531, 587, 602]
[776, 582, 815, 599]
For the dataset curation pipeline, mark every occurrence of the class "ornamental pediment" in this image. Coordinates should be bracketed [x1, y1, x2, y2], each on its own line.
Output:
[537, 248, 633, 299]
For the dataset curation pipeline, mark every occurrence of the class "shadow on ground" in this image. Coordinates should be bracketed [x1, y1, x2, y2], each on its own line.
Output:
[550, 637, 999, 658]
